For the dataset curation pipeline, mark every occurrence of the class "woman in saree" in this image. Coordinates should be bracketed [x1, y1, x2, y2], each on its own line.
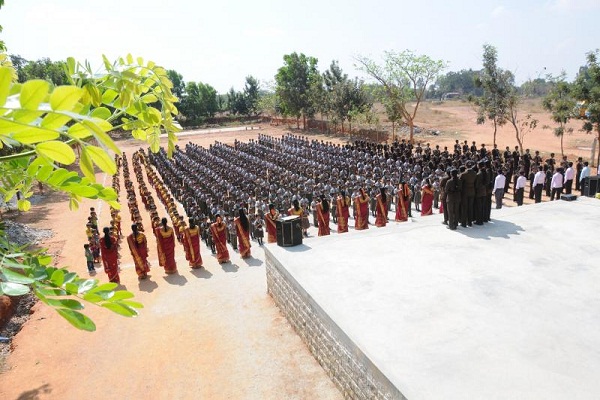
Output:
[354, 188, 370, 230]
[395, 182, 411, 222]
[336, 190, 350, 233]
[316, 195, 331, 236]
[235, 208, 252, 259]
[421, 179, 434, 216]
[375, 187, 388, 227]
[155, 217, 177, 274]
[126, 223, 150, 279]
[211, 214, 230, 263]
[100, 227, 120, 283]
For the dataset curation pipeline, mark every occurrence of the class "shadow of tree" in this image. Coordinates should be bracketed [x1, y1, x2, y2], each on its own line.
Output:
[17, 383, 52, 400]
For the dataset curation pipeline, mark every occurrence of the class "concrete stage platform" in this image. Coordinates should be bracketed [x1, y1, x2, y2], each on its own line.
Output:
[265, 198, 600, 400]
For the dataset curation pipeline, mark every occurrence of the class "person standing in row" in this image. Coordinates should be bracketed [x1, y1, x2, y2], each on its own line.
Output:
[564, 162, 575, 194]
[375, 187, 388, 227]
[265, 203, 279, 243]
[514, 171, 527, 206]
[460, 162, 477, 226]
[336, 191, 350, 233]
[445, 169, 462, 230]
[316, 195, 331, 236]
[420, 180, 434, 217]
[474, 162, 486, 225]
[100, 227, 120, 283]
[127, 223, 150, 279]
[550, 168, 564, 200]
[580, 161, 591, 195]
[493, 170, 506, 209]
[235, 208, 251, 259]
[211, 214, 230, 263]
[354, 188, 370, 230]
[182, 218, 203, 269]
[533, 167, 545, 203]
[395, 181, 410, 222]
[155, 217, 177, 274]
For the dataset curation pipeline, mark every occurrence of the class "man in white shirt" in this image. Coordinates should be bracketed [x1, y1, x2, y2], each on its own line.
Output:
[564, 162, 575, 194]
[579, 161, 591, 196]
[533, 167, 546, 203]
[515, 170, 527, 206]
[550, 168, 564, 201]
[493, 170, 506, 209]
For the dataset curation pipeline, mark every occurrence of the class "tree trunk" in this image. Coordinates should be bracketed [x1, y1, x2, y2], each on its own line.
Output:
[408, 118, 414, 144]
[493, 119, 497, 147]
[560, 134, 564, 159]
[303, 114, 306, 130]
[513, 120, 523, 155]
[596, 130, 600, 168]
[341, 121, 344, 134]
[296, 117, 300, 129]
[392, 121, 395, 142]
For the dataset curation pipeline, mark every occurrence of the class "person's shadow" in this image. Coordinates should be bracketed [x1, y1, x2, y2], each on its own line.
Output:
[17, 383, 52, 400]
[138, 277, 159, 292]
[221, 262, 239, 273]
[190, 268, 213, 279]
[456, 219, 524, 240]
[163, 273, 188, 286]
[242, 258, 263, 267]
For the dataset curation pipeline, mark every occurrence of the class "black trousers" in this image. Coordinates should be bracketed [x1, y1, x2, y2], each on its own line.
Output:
[460, 195, 474, 226]
[475, 196, 485, 224]
[447, 200, 460, 229]
[534, 184, 543, 203]
[551, 187, 563, 201]
[565, 179, 573, 194]
[515, 188, 524, 206]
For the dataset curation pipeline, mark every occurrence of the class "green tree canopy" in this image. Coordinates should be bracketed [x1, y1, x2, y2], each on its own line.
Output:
[355, 50, 447, 143]
[543, 73, 575, 157]
[572, 49, 600, 166]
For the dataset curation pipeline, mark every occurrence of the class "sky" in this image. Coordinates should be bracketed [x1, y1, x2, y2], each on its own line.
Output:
[1, 0, 599, 93]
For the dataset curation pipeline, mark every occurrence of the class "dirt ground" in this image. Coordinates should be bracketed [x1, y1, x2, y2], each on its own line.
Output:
[0, 100, 594, 400]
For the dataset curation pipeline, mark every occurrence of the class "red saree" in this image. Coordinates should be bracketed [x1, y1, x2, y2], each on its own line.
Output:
[354, 195, 370, 230]
[421, 186, 434, 216]
[127, 232, 150, 278]
[182, 227, 203, 268]
[375, 194, 387, 227]
[235, 218, 251, 258]
[265, 212, 279, 243]
[155, 226, 177, 273]
[211, 222, 230, 263]
[395, 184, 410, 222]
[336, 196, 350, 233]
[316, 203, 330, 236]
[100, 236, 120, 283]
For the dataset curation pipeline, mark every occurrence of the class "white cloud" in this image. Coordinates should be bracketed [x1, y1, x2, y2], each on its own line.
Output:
[491, 5, 506, 17]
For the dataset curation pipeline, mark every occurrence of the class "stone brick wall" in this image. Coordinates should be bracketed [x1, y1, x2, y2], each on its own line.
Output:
[265, 250, 406, 400]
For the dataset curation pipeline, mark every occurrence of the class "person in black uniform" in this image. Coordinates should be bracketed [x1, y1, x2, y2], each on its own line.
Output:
[474, 161, 486, 225]
[445, 169, 462, 230]
[460, 161, 477, 227]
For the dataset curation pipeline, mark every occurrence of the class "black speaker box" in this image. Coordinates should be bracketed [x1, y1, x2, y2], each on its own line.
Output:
[275, 216, 302, 247]
[583, 176, 599, 197]
[560, 194, 577, 201]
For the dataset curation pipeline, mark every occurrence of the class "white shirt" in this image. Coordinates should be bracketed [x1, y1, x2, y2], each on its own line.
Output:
[580, 166, 591, 182]
[493, 174, 506, 192]
[551, 172, 563, 189]
[534, 171, 545, 185]
[564, 167, 575, 182]
[516, 175, 527, 189]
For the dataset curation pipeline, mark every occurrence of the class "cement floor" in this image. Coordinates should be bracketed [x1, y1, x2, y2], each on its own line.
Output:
[267, 198, 600, 400]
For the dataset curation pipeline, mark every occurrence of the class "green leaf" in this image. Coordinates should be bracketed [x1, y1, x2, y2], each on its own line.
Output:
[126, 54, 134, 64]
[41, 112, 72, 130]
[20, 80, 50, 110]
[86, 145, 116, 174]
[0, 67, 11, 107]
[85, 120, 119, 153]
[141, 94, 158, 104]
[56, 308, 96, 331]
[108, 291, 134, 301]
[90, 107, 111, 120]
[69, 196, 79, 211]
[120, 299, 143, 309]
[36, 141, 76, 165]
[37, 255, 52, 266]
[101, 302, 138, 317]
[13, 128, 60, 144]
[65, 282, 79, 294]
[0, 282, 30, 296]
[67, 122, 92, 139]
[17, 199, 31, 211]
[88, 282, 118, 293]
[46, 298, 84, 310]
[82, 293, 104, 303]
[50, 269, 65, 286]
[1, 267, 35, 284]
[79, 147, 95, 181]
[35, 287, 68, 296]
[101, 89, 118, 104]
[98, 187, 118, 201]
[78, 279, 97, 294]
[62, 183, 99, 197]
[50, 86, 83, 111]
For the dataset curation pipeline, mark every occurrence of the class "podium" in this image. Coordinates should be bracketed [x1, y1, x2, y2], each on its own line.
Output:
[276, 216, 302, 247]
